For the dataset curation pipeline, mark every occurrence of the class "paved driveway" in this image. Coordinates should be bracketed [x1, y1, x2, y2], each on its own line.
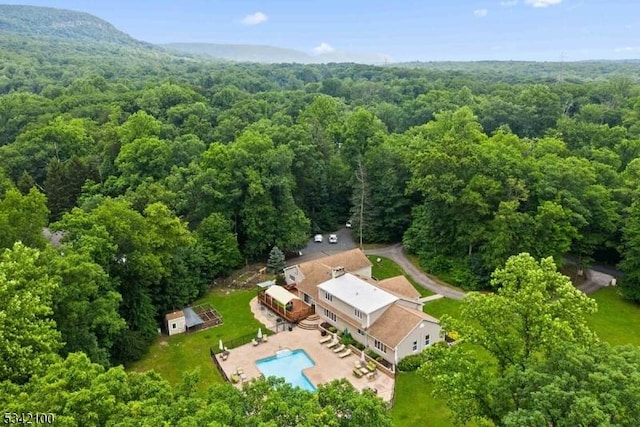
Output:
[287, 227, 357, 265]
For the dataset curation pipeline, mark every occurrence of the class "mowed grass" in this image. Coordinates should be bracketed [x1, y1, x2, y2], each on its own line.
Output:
[368, 255, 434, 297]
[587, 286, 640, 346]
[129, 288, 267, 389]
[422, 297, 465, 320]
[391, 373, 453, 427]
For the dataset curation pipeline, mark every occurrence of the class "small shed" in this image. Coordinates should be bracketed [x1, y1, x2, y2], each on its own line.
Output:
[183, 307, 205, 329]
[166, 310, 186, 335]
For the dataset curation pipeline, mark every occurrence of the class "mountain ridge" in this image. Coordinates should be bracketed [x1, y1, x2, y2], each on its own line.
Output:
[0, 4, 148, 47]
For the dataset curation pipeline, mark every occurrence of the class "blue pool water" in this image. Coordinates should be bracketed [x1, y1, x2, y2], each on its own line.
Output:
[256, 349, 316, 391]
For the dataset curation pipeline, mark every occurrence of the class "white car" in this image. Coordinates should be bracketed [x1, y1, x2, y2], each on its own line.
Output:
[314, 234, 323, 243]
[345, 220, 352, 229]
[329, 234, 338, 244]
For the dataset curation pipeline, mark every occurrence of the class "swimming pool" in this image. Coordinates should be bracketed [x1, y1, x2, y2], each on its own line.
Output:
[255, 349, 316, 391]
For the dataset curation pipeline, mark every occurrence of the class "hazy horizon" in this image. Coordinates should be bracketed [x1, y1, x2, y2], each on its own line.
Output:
[1, 0, 639, 62]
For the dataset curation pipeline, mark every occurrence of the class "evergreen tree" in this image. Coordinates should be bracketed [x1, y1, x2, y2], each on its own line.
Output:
[266, 245, 286, 275]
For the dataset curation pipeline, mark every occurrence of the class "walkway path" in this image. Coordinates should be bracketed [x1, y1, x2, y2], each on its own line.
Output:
[364, 244, 466, 300]
[420, 294, 444, 303]
[577, 269, 615, 294]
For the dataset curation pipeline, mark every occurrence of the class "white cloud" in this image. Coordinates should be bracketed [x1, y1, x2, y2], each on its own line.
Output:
[241, 12, 268, 26]
[313, 42, 335, 54]
[473, 9, 488, 17]
[614, 46, 640, 53]
[500, 0, 518, 6]
[524, 0, 562, 7]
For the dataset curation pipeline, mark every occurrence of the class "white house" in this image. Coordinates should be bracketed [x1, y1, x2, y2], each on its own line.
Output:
[285, 249, 443, 370]
[166, 310, 186, 335]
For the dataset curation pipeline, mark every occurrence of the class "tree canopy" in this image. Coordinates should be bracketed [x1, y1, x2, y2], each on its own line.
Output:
[418, 254, 639, 426]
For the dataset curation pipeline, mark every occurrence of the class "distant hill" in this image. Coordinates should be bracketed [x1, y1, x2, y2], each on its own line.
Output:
[0, 4, 147, 47]
[163, 43, 389, 65]
[162, 43, 313, 64]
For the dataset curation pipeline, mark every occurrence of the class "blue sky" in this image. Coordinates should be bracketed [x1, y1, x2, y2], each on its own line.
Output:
[4, 0, 640, 61]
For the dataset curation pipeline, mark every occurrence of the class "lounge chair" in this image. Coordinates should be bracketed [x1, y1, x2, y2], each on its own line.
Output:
[352, 368, 364, 378]
[354, 360, 363, 369]
[319, 335, 332, 344]
[366, 371, 377, 380]
[366, 361, 377, 372]
[221, 353, 228, 361]
[230, 373, 240, 383]
[252, 339, 259, 346]
[262, 335, 268, 343]
[236, 368, 247, 382]
[327, 339, 339, 348]
[333, 344, 346, 353]
[339, 349, 352, 358]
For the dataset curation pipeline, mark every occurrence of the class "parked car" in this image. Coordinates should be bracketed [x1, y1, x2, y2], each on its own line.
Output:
[329, 234, 338, 244]
[314, 234, 323, 243]
[345, 220, 352, 229]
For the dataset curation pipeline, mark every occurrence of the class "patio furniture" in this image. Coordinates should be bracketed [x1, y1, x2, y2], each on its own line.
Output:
[352, 368, 364, 378]
[230, 373, 240, 383]
[326, 339, 339, 348]
[359, 367, 369, 375]
[332, 344, 346, 353]
[221, 353, 228, 361]
[319, 335, 332, 344]
[366, 361, 377, 372]
[354, 360, 363, 369]
[236, 368, 247, 382]
[252, 339, 259, 346]
[262, 335, 268, 343]
[338, 349, 352, 358]
[367, 371, 377, 381]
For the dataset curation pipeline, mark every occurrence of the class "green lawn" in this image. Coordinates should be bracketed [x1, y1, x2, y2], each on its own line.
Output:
[368, 255, 434, 297]
[422, 297, 464, 320]
[587, 286, 640, 346]
[129, 288, 267, 389]
[391, 373, 453, 427]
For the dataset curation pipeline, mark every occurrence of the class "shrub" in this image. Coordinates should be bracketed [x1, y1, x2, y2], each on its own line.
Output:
[342, 334, 355, 346]
[327, 325, 337, 333]
[354, 342, 365, 351]
[364, 348, 377, 359]
[397, 354, 425, 372]
[275, 274, 286, 286]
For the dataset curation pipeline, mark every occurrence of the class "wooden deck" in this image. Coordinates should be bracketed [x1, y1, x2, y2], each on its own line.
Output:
[257, 292, 314, 323]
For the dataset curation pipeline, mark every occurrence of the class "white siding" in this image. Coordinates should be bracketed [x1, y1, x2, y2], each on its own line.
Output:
[394, 298, 423, 312]
[353, 266, 372, 279]
[322, 294, 366, 326]
[167, 317, 186, 336]
[283, 266, 304, 285]
[395, 321, 442, 361]
[317, 303, 351, 333]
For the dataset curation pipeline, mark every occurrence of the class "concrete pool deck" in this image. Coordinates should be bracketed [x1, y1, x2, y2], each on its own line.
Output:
[215, 299, 395, 401]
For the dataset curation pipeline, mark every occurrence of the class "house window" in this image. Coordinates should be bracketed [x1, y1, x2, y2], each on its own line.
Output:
[357, 328, 364, 336]
[323, 308, 337, 322]
[425, 334, 430, 346]
[374, 339, 387, 353]
[323, 290, 333, 301]
[354, 309, 364, 319]
[172, 323, 176, 329]
[412, 341, 418, 351]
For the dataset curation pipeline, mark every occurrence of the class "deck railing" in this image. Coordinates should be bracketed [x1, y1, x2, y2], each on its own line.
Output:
[257, 293, 314, 322]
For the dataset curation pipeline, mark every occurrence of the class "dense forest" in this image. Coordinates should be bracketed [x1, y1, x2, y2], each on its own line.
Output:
[1, 4, 640, 425]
